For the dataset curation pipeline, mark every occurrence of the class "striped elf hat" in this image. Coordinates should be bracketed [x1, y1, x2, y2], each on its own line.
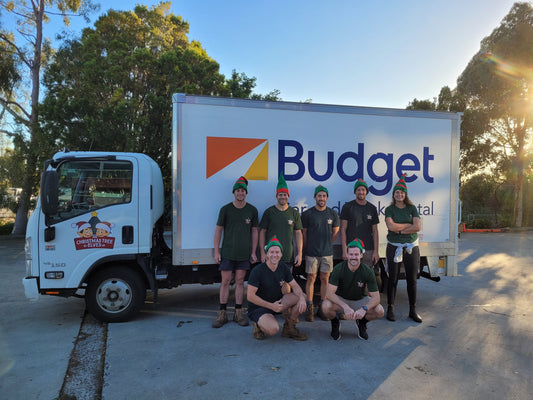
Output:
[347, 238, 365, 253]
[276, 173, 289, 195]
[264, 235, 283, 252]
[393, 174, 408, 193]
[233, 176, 248, 193]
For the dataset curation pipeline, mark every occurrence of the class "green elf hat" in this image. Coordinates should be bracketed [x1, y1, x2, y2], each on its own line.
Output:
[347, 238, 365, 254]
[393, 174, 408, 193]
[264, 235, 283, 252]
[276, 172, 289, 195]
[314, 185, 328, 196]
[232, 176, 248, 193]
[353, 178, 369, 194]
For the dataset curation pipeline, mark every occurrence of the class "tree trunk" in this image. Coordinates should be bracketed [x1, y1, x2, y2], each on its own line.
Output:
[515, 174, 524, 228]
[11, 198, 27, 235]
[11, 1, 44, 236]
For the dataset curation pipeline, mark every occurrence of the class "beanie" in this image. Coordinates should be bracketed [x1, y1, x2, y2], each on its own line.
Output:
[314, 185, 328, 196]
[353, 179, 369, 194]
[232, 176, 248, 193]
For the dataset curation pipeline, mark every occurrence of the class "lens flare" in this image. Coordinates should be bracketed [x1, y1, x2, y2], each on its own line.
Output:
[478, 51, 533, 82]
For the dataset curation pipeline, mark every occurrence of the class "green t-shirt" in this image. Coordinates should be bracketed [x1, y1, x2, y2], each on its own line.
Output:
[216, 202, 259, 261]
[247, 262, 294, 313]
[260, 205, 303, 263]
[301, 206, 339, 257]
[385, 204, 419, 244]
[329, 260, 378, 300]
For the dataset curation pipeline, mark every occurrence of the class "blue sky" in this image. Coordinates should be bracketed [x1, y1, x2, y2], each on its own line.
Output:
[43, 0, 522, 108]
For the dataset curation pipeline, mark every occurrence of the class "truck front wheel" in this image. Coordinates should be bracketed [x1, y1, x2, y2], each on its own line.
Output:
[86, 266, 146, 322]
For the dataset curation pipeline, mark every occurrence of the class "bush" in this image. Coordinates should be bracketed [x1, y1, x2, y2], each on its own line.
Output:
[0, 221, 14, 235]
[496, 216, 513, 228]
[467, 219, 492, 229]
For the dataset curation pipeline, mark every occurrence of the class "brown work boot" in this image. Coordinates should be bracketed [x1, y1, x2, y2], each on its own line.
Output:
[253, 322, 265, 340]
[233, 308, 249, 326]
[281, 319, 307, 341]
[282, 307, 299, 323]
[212, 310, 228, 328]
[305, 304, 314, 322]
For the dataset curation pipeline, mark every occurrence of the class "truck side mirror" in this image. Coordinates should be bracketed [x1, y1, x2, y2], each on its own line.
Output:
[41, 170, 59, 215]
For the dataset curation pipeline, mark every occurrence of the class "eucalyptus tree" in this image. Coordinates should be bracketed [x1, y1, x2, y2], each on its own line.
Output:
[457, 2, 533, 227]
[0, 0, 96, 234]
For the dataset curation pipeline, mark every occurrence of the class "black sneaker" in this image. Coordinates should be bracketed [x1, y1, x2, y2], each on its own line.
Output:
[330, 317, 341, 340]
[356, 319, 368, 340]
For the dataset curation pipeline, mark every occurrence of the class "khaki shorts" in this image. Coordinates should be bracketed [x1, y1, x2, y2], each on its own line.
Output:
[305, 255, 334, 274]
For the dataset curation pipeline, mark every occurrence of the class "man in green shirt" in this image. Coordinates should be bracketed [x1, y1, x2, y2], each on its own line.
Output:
[213, 176, 259, 328]
[322, 239, 384, 340]
[259, 173, 303, 268]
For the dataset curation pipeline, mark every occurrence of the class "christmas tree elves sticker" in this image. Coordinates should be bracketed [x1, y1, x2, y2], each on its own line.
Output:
[72, 211, 115, 250]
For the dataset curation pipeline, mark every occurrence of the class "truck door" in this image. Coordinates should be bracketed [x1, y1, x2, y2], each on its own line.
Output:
[38, 157, 139, 290]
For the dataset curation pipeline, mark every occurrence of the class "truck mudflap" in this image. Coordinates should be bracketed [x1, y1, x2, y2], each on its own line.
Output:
[22, 277, 39, 300]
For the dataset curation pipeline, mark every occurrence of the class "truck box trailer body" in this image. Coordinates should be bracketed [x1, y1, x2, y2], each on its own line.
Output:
[23, 93, 461, 322]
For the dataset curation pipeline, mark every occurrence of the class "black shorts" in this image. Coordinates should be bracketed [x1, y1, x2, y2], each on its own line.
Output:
[219, 259, 251, 272]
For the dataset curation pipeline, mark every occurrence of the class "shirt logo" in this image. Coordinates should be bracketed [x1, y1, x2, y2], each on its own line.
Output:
[327, 219, 333, 225]
[357, 281, 365, 288]
[288, 219, 293, 225]
[245, 218, 251, 224]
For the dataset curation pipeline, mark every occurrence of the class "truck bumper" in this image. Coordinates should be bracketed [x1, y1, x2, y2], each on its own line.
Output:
[22, 277, 39, 300]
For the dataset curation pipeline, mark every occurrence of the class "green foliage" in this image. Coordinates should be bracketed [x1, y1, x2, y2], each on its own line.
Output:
[407, 86, 465, 113]
[456, 2, 533, 226]
[40, 3, 277, 188]
[0, 30, 20, 94]
[406, 98, 436, 111]
[460, 173, 514, 222]
[0, 0, 98, 235]
[496, 216, 513, 228]
[466, 219, 492, 229]
[0, 221, 14, 235]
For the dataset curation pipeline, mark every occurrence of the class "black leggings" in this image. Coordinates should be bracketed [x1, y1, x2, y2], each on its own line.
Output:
[386, 243, 420, 307]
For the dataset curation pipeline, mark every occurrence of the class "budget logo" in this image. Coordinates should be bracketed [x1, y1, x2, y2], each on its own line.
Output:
[206, 137, 268, 180]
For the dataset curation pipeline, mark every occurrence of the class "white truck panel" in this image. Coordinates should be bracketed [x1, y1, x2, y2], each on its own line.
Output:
[172, 94, 460, 275]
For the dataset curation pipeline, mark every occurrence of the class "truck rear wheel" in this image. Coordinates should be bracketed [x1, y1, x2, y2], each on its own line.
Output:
[86, 266, 146, 322]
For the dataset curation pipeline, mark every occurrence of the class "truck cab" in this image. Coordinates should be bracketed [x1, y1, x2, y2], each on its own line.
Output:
[24, 151, 164, 321]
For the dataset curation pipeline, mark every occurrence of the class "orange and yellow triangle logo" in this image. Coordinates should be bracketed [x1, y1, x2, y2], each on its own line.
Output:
[206, 137, 268, 180]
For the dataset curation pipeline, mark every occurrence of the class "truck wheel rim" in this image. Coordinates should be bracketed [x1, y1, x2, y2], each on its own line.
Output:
[95, 278, 132, 313]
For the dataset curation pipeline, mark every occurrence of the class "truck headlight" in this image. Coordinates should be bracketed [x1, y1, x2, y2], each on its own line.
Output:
[25, 237, 32, 277]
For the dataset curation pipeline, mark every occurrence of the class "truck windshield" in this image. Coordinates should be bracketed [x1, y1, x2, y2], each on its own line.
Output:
[48, 159, 133, 224]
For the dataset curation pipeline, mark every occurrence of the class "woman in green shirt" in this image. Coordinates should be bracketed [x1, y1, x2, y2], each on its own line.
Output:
[384, 175, 422, 323]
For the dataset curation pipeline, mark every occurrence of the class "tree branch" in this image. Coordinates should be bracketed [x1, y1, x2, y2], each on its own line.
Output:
[0, 32, 31, 69]
[0, 97, 30, 122]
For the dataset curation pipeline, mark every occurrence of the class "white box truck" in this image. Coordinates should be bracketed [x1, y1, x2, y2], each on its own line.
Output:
[23, 93, 461, 322]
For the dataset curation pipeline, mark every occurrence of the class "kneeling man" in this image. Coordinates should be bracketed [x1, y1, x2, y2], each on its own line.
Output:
[322, 239, 384, 340]
[247, 236, 308, 340]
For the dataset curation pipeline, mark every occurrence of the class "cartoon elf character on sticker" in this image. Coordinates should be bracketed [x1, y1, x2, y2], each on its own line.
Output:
[95, 221, 114, 238]
[72, 221, 93, 238]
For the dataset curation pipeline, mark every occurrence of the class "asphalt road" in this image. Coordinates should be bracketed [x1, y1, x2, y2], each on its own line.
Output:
[1, 233, 532, 400]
